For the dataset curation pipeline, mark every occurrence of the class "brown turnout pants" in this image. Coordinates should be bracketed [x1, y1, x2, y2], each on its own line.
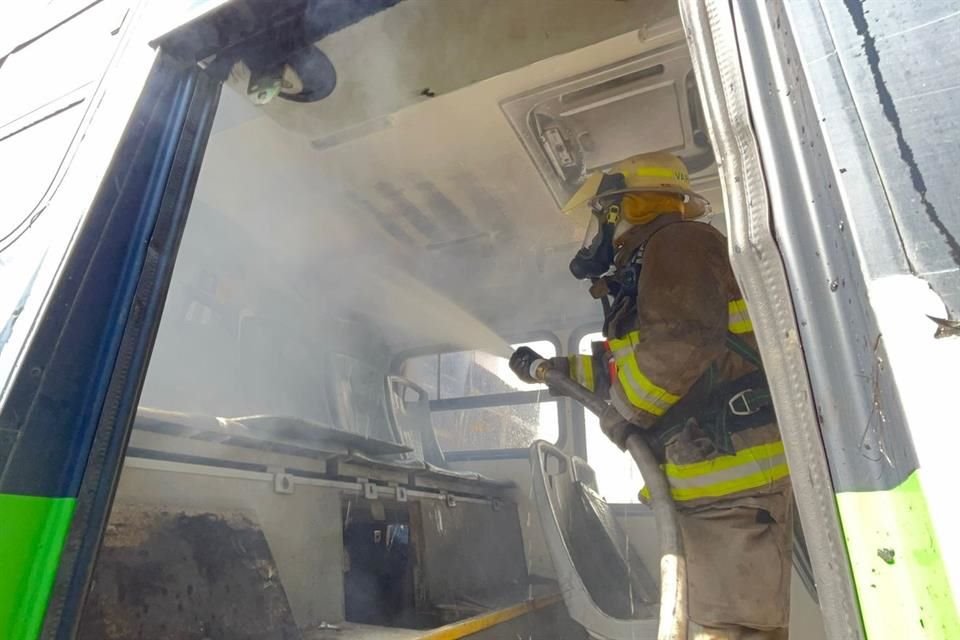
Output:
[689, 622, 789, 640]
[678, 487, 793, 638]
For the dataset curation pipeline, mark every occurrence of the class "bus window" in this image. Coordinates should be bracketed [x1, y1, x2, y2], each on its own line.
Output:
[402, 339, 560, 452]
[578, 332, 645, 504]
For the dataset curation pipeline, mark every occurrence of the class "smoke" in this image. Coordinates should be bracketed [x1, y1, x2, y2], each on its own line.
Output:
[137, 0, 673, 445]
[349, 265, 514, 359]
[103, 5, 700, 634]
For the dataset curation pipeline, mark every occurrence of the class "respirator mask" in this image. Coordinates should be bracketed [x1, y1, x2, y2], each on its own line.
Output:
[568, 173, 626, 280]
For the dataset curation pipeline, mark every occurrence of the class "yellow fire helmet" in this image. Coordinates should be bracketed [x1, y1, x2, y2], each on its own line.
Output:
[563, 152, 710, 222]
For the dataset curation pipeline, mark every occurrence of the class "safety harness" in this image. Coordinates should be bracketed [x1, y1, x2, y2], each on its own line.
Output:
[644, 332, 774, 457]
[593, 225, 775, 454]
[627, 320, 789, 503]
[598, 227, 788, 501]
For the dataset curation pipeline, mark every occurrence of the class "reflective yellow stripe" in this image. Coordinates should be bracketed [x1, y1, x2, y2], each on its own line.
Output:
[634, 166, 687, 181]
[663, 441, 785, 477]
[728, 298, 753, 334]
[667, 462, 789, 501]
[608, 331, 680, 416]
[420, 593, 564, 639]
[580, 354, 594, 392]
[568, 355, 595, 392]
[640, 441, 789, 502]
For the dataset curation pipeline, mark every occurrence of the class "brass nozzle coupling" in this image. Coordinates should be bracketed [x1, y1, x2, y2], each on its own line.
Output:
[529, 358, 552, 382]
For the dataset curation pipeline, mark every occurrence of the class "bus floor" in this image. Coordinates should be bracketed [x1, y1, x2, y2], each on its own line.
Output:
[304, 594, 586, 640]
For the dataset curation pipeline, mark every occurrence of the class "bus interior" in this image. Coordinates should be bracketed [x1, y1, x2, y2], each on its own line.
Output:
[80, 2, 828, 638]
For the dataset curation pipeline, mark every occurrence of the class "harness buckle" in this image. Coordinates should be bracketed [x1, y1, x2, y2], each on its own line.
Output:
[728, 389, 759, 416]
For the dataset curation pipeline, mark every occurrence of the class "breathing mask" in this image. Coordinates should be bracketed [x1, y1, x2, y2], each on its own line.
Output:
[568, 173, 626, 280]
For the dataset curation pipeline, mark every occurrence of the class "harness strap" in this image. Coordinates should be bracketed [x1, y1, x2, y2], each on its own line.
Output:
[725, 331, 762, 368]
[646, 332, 772, 455]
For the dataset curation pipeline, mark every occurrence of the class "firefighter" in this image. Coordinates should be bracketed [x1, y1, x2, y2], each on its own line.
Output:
[511, 152, 792, 639]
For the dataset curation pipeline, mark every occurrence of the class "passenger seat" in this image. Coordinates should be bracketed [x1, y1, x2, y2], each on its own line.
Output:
[384, 375, 447, 468]
[529, 440, 660, 639]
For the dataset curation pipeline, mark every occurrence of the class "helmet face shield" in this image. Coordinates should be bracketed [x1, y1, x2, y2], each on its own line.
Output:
[580, 213, 601, 250]
[568, 173, 627, 280]
[569, 210, 615, 280]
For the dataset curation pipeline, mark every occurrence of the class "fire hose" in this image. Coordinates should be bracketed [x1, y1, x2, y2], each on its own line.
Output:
[531, 360, 688, 640]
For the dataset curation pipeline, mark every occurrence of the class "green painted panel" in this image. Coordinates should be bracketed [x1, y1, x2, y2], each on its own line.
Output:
[837, 470, 959, 639]
[0, 493, 75, 640]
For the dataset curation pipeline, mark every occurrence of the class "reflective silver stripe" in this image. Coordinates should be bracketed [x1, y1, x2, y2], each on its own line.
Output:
[616, 365, 675, 413]
[664, 452, 788, 489]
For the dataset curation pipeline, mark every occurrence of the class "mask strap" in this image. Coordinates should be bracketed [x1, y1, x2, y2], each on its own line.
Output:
[592, 173, 628, 334]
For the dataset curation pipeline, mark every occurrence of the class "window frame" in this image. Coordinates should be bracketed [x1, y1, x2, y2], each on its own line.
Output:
[392, 330, 567, 461]
[0, 55, 222, 638]
[567, 322, 601, 459]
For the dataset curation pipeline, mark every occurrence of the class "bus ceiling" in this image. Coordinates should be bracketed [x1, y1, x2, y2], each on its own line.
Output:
[151, 0, 724, 350]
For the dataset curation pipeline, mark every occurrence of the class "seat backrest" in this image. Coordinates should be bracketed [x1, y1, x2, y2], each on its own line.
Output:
[384, 375, 447, 468]
[529, 440, 660, 640]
